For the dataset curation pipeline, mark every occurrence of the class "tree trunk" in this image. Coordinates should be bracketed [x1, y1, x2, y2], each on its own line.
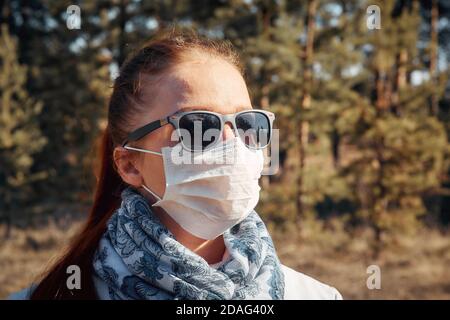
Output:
[430, 0, 439, 115]
[374, 68, 391, 113]
[392, 49, 408, 115]
[372, 143, 387, 259]
[260, 82, 270, 189]
[2, 215, 12, 240]
[259, 5, 275, 190]
[117, 0, 128, 68]
[296, 0, 317, 225]
[331, 126, 340, 168]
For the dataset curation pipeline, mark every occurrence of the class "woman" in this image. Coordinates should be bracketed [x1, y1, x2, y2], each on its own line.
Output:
[9, 29, 342, 300]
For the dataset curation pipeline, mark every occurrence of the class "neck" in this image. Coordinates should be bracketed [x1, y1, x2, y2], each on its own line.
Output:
[151, 205, 226, 264]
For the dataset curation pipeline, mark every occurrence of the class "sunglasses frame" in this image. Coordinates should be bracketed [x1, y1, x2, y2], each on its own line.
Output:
[122, 109, 275, 152]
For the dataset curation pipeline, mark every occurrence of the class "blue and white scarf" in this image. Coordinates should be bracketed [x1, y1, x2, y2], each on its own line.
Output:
[92, 187, 285, 300]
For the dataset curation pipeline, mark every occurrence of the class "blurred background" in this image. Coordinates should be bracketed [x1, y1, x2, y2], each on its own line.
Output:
[1, 0, 450, 299]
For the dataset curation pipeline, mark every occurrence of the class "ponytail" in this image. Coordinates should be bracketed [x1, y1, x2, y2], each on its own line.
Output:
[31, 128, 124, 299]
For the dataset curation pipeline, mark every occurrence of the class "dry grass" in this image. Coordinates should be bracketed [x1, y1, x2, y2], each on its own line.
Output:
[0, 219, 81, 299]
[1, 216, 450, 299]
[272, 219, 450, 299]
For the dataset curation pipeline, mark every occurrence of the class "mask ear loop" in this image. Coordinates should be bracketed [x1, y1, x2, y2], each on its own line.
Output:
[142, 184, 162, 202]
[122, 142, 165, 203]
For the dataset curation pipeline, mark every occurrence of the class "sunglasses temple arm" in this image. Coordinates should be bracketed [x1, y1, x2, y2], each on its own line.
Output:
[123, 145, 162, 156]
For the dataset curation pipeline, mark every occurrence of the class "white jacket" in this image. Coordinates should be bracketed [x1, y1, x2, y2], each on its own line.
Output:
[281, 264, 342, 300]
[8, 265, 342, 300]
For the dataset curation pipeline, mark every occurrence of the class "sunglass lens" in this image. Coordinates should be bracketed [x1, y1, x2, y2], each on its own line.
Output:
[235, 112, 271, 148]
[178, 113, 221, 151]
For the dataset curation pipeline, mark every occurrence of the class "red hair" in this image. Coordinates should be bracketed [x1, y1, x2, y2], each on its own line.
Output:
[31, 28, 243, 299]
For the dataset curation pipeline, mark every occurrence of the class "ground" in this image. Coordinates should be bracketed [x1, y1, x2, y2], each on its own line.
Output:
[1, 216, 449, 299]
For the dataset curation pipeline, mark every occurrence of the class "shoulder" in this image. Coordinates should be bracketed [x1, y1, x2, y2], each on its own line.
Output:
[281, 264, 343, 300]
[6, 285, 36, 300]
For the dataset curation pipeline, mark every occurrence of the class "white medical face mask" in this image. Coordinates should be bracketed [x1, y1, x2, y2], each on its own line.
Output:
[129, 137, 264, 240]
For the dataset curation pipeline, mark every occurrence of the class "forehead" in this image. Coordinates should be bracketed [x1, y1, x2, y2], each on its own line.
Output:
[138, 55, 252, 123]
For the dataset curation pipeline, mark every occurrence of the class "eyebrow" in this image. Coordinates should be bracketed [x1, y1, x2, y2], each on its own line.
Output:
[177, 105, 252, 113]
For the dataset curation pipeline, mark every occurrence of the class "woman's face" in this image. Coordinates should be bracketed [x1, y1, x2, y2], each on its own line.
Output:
[114, 51, 253, 200]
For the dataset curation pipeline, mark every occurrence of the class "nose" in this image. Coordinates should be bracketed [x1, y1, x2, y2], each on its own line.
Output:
[222, 122, 235, 141]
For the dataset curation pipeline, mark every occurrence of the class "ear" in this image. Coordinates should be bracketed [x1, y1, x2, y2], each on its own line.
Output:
[113, 146, 144, 187]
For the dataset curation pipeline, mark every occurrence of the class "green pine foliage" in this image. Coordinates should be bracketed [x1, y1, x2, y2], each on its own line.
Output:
[0, 0, 449, 252]
[0, 25, 47, 230]
[336, 0, 448, 251]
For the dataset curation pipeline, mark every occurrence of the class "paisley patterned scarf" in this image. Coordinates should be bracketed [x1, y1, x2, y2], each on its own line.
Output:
[92, 187, 285, 300]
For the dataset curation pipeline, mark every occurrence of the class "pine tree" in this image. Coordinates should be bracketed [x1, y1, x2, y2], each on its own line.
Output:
[0, 24, 47, 237]
[296, 0, 317, 224]
[340, 0, 448, 256]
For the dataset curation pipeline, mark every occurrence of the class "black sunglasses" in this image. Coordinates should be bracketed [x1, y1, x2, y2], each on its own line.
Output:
[122, 109, 275, 152]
